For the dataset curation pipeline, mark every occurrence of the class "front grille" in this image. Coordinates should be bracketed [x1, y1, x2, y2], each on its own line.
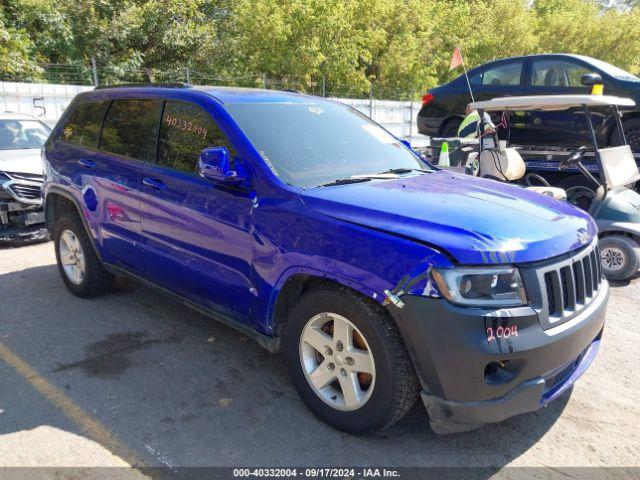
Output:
[8, 183, 42, 201]
[522, 241, 604, 330]
[544, 244, 602, 321]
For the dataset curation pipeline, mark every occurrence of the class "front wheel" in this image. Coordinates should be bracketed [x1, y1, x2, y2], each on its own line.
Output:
[284, 287, 419, 434]
[599, 235, 640, 281]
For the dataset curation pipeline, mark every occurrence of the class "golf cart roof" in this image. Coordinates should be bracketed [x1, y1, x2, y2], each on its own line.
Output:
[471, 95, 635, 112]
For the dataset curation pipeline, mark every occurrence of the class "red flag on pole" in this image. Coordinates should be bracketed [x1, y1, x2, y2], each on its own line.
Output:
[450, 46, 463, 70]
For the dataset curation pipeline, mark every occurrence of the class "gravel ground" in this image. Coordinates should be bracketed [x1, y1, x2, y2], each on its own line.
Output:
[0, 241, 638, 476]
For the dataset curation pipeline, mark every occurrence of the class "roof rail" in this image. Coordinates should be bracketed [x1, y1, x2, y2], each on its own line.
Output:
[94, 82, 192, 90]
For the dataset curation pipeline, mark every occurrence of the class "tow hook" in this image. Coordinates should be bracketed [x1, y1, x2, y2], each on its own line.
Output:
[383, 289, 405, 309]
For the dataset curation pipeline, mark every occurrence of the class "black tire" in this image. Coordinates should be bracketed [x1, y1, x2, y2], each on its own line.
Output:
[611, 118, 640, 153]
[558, 175, 598, 211]
[441, 118, 462, 138]
[284, 286, 419, 435]
[53, 213, 113, 297]
[598, 235, 640, 281]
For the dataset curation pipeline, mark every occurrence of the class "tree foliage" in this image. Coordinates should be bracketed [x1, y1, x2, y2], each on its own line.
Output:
[1, 0, 639, 97]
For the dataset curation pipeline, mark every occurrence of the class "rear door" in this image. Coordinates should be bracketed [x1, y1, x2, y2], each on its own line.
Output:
[520, 58, 595, 146]
[138, 99, 254, 323]
[472, 60, 526, 102]
[46, 98, 157, 271]
[93, 98, 163, 270]
[471, 60, 525, 141]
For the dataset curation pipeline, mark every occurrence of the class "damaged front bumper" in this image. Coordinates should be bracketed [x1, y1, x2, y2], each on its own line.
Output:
[389, 279, 608, 434]
[1, 179, 47, 245]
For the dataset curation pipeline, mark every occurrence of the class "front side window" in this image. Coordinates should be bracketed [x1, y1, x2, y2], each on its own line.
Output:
[100, 99, 162, 162]
[482, 62, 523, 86]
[531, 60, 591, 87]
[158, 101, 235, 174]
[58, 101, 109, 149]
[0, 119, 51, 150]
[226, 101, 428, 188]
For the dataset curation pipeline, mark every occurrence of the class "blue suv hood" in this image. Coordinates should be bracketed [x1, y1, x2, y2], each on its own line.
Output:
[300, 171, 597, 265]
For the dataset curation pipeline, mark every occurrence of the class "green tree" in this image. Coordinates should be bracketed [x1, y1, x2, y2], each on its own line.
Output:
[0, 7, 42, 80]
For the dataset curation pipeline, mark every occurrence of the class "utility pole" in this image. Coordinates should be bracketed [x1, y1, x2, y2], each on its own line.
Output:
[91, 57, 98, 86]
[322, 75, 326, 98]
[369, 83, 374, 118]
[262, 73, 267, 89]
[185, 67, 191, 85]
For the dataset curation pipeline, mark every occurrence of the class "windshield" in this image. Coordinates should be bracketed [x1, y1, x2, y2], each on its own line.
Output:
[226, 102, 428, 188]
[0, 119, 51, 150]
[581, 56, 640, 82]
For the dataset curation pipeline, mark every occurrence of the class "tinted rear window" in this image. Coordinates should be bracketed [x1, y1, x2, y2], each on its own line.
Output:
[100, 99, 162, 162]
[59, 100, 109, 148]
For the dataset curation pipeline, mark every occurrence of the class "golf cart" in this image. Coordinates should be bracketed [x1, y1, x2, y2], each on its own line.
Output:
[469, 94, 640, 281]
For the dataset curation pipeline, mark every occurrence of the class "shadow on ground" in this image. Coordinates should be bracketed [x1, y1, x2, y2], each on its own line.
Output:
[0, 263, 571, 473]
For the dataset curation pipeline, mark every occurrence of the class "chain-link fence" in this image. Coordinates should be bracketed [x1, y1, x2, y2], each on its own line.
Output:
[0, 61, 421, 101]
[0, 62, 428, 142]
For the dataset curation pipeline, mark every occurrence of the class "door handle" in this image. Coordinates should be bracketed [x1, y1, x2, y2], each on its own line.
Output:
[142, 177, 167, 190]
[78, 159, 96, 168]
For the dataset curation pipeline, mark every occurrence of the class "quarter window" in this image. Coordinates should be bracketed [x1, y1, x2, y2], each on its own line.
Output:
[59, 101, 109, 149]
[158, 101, 235, 174]
[531, 60, 591, 87]
[100, 99, 162, 162]
[482, 62, 523, 86]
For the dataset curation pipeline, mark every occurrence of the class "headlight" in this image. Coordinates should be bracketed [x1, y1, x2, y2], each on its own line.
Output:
[431, 267, 527, 307]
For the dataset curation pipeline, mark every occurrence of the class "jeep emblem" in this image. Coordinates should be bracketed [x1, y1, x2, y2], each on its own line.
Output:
[577, 229, 590, 244]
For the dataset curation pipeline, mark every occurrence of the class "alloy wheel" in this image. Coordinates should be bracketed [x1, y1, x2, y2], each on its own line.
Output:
[59, 229, 86, 285]
[299, 312, 376, 411]
[601, 246, 626, 272]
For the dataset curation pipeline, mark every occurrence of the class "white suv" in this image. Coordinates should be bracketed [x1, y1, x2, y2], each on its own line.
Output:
[0, 112, 51, 244]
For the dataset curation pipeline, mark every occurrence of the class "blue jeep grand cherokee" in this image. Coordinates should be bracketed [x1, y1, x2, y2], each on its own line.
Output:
[43, 85, 608, 434]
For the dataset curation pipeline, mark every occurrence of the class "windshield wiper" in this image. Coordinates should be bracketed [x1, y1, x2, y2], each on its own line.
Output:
[318, 177, 373, 187]
[376, 167, 431, 175]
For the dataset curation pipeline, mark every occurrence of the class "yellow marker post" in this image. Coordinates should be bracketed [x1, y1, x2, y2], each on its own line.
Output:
[591, 83, 604, 96]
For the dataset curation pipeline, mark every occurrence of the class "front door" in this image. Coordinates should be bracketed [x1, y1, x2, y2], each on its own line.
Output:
[139, 100, 254, 323]
[520, 58, 597, 147]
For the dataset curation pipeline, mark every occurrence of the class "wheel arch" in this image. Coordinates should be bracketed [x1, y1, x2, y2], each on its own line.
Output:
[607, 111, 640, 146]
[45, 187, 103, 262]
[439, 115, 464, 137]
[268, 268, 388, 337]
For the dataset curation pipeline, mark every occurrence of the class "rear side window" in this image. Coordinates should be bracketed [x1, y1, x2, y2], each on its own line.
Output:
[158, 101, 236, 174]
[100, 99, 162, 162]
[59, 101, 109, 148]
[482, 62, 523, 86]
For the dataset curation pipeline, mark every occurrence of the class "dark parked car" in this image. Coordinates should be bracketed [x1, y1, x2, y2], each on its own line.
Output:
[418, 54, 640, 151]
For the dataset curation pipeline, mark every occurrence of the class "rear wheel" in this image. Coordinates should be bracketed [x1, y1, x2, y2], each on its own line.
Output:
[284, 287, 419, 434]
[54, 214, 114, 297]
[441, 118, 462, 138]
[599, 235, 640, 281]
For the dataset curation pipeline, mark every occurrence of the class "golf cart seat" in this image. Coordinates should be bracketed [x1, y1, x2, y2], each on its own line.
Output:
[478, 148, 567, 201]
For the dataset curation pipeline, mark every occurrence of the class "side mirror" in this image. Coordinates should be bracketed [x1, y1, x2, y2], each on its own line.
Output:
[581, 72, 603, 87]
[198, 147, 245, 185]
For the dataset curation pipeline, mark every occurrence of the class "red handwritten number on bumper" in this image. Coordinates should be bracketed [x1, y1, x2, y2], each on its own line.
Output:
[487, 325, 518, 342]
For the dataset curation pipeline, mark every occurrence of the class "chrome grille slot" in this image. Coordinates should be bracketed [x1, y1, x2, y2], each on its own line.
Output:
[573, 261, 586, 304]
[3, 180, 43, 204]
[9, 172, 44, 182]
[526, 241, 604, 330]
